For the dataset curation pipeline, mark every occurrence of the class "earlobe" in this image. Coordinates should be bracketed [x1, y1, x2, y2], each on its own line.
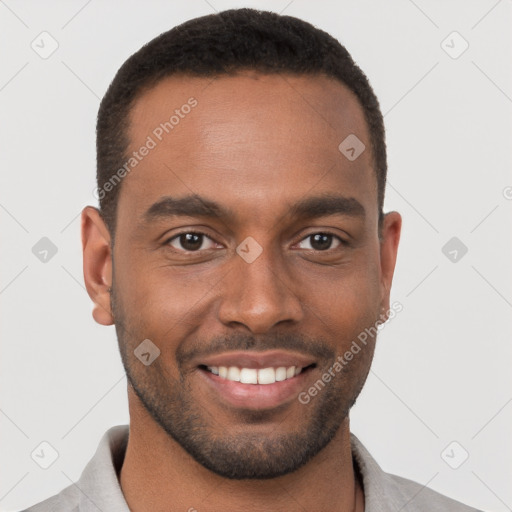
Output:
[379, 211, 402, 314]
[81, 206, 114, 326]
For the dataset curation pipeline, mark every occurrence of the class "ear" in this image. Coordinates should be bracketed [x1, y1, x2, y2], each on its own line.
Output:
[81, 206, 114, 326]
[378, 211, 402, 318]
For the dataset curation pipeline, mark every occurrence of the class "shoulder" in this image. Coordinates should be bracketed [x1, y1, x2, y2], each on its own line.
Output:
[385, 472, 483, 512]
[20, 424, 129, 512]
[20, 483, 79, 512]
[350, 433, 484, 512]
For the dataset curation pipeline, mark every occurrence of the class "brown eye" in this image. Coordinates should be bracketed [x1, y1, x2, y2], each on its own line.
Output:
[297, 232, 344, 251]
[167, 232, 216, 252]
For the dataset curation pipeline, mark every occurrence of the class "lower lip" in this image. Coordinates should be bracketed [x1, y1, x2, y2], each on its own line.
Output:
[198, 367, 312, 410]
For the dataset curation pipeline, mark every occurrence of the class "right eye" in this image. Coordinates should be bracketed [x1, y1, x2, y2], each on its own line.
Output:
[165, 231, 219, 252]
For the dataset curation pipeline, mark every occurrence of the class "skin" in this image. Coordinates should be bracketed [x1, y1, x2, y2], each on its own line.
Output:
[82, 72, 401, 511]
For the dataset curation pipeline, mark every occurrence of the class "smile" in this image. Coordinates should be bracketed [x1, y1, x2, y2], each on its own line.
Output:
[205, 365, 304, 385]
[195, 350, 318, 410]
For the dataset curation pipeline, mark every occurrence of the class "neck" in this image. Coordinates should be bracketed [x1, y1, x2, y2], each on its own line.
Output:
[120, 386, 364, 512]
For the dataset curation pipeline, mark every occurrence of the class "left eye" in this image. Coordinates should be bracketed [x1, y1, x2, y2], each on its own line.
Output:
[167, 232, 217, 252]
[296, 233, 343, 251]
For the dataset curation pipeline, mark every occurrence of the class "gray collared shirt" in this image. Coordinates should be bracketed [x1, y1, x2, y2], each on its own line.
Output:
[23, 424, 482, 512]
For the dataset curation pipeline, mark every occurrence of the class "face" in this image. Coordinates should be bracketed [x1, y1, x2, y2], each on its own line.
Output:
[83, 72, 401, 479]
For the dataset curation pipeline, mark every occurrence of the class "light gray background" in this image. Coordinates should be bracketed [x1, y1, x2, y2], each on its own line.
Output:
[1, 1, 511, 511]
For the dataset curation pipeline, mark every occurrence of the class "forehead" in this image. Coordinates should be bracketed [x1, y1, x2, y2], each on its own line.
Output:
[117, 72, 377, 230]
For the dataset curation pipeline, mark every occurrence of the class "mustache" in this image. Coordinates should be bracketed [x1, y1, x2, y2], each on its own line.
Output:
[177, 332, 335, 367]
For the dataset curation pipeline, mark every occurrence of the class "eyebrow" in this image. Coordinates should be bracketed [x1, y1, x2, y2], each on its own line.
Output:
[287, 194, 365, 220]
[143, 195, 235, 223]
[142, 193, 365, 224]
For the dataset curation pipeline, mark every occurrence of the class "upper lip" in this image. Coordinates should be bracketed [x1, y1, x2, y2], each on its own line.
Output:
[198, 350, 316, 370]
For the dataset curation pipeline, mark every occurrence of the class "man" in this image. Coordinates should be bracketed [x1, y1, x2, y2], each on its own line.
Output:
[25, 8, 482, 512]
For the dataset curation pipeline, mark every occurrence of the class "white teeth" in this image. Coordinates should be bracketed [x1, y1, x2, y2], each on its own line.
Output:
[209, 365, 303, 384]
[227, 366, 241, 382]
[258, 367, 276, 384]
[239, 368, 258, 384]
[275, 367, 287, 381]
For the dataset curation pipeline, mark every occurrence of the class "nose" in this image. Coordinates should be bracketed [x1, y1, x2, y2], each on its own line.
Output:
[217, 244, 304, 334]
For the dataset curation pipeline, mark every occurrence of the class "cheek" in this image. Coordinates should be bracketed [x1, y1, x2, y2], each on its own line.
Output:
[304, 254, 381, 339]
[114, 257, 220, 335]
[324, 284, 380, 345]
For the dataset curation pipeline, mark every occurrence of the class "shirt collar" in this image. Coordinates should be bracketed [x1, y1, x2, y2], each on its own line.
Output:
[78, 425, 130, 512]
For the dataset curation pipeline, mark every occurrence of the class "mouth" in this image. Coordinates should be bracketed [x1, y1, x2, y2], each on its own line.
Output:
[195, 350, 317, 410]
[200, 364, 314, 384]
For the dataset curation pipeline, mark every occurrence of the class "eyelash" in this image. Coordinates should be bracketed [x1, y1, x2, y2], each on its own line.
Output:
[164, 230, 349, 253]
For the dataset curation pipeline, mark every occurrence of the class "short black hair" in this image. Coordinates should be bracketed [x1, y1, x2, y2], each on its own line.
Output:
[96, 8, 386, 238]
